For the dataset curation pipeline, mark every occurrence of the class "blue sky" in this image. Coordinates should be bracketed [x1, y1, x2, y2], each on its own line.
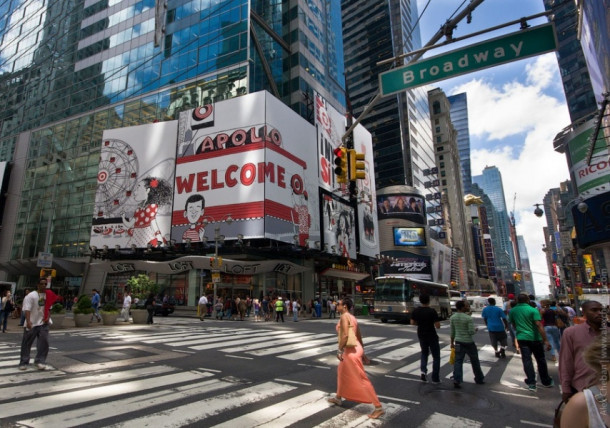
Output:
[415, 0, 573, 296]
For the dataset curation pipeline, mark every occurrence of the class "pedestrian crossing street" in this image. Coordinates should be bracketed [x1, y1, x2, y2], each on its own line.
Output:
[0, 343, 497, 428]
[62, 324, 517, 385]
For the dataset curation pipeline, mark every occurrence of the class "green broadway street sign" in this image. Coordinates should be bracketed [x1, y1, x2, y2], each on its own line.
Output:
[379, 23, 558, 96]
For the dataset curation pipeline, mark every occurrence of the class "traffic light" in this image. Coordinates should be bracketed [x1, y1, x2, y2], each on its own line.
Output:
[333, 147, 347, 183]
[39, 268, 56, 278]
[348, 149, 366, 181]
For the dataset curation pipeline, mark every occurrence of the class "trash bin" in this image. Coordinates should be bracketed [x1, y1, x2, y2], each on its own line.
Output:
[362, 305, 369, 316]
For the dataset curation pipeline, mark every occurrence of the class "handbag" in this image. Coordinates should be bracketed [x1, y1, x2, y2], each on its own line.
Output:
[346, 317, 358, 347]
[553, 399, 566, 428]
[449, 347, 456, 365]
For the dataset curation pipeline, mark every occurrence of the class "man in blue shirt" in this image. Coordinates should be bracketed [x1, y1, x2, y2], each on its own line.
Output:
[90, 289, 101, 323]
[482, 297, 509, 358]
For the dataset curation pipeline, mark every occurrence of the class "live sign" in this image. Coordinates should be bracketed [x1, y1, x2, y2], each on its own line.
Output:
[379, 23, 557, 96]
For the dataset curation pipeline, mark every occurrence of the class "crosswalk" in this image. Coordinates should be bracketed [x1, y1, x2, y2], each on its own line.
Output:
[0, 323, 555, 428]
[60, 324, 515, 386]
[1, 342, 410, 427]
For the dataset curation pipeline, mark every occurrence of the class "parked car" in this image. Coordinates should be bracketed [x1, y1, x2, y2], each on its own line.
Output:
[154, 301, 175, 316]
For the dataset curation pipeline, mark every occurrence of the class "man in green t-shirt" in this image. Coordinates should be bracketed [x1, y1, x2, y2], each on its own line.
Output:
[508, 293, 553, 391]
[450, 300, 485, 388]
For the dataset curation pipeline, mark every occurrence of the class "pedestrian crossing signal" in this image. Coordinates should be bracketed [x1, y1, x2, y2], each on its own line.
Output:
[333, 147, 347, 183]
[348, 149, 366, 181]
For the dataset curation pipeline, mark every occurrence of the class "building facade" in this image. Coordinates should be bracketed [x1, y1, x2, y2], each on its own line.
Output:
[341, 0, 442, 237]
[428, 88, 477, 290]
[447, 93, 473, 195]
[0, 0, 379, 306]
[472, 166, 516, 278]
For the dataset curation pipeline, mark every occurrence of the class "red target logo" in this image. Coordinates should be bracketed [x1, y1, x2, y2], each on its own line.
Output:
[98, 170, 108, 184]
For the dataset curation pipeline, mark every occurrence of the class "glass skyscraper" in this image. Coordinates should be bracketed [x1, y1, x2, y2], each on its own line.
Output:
[447, 92, 472, 195]
[472, 166, 516, 276]
[543, 0, 597, 122]
[0, 0, 346, 276]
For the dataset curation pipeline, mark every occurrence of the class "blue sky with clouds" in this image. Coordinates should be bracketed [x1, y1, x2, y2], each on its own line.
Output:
[415, 0, 573, 295]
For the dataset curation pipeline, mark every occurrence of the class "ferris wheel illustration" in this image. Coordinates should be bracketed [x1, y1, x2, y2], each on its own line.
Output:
[95, 138, 139, 217]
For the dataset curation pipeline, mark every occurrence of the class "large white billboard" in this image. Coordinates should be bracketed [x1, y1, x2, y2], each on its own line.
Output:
[91, 122, 178, 248]
[353, 123, 379, 258]
[315, 91, 347, 192]
[171, 91, 320, 247]
[315, 91, 379, 259]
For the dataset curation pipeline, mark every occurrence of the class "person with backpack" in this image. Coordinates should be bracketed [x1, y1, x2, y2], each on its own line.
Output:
[541, 300, 563, 363]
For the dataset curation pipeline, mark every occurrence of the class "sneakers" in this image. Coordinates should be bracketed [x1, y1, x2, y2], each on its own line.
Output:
[495, 351, 501, 358]
[542, 379, 555, 388]
[36, 363, 46, 370]
[453, 382, 461, 389]
[18, 365, 26, 371]
[528, 384, 537, 392]
[420, 373, 427, 382]
[475, 380, 485, 385]
[500, 348, 506, 358]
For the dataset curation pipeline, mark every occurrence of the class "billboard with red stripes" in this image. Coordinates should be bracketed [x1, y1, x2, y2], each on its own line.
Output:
[171, 91, 320, 247]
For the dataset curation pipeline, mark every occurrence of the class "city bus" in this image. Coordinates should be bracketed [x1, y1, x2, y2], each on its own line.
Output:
[372, 276, 451, 323]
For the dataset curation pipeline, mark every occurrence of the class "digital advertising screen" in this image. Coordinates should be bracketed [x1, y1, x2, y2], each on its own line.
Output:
[393, 227, 426, 247]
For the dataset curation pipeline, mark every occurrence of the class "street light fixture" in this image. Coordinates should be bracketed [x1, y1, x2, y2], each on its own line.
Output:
[203, 215, 233, 318]
[533, 198, 587, 312]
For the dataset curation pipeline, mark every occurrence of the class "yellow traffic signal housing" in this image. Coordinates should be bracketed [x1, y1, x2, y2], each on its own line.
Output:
[40, 268, 56, 278]
[333, 147, 347, 183]
[348, 149, 366, 181]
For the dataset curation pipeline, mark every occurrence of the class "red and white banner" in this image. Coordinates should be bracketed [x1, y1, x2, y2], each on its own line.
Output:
[171, 91, 320, 247]
[91, 122, 178, 249]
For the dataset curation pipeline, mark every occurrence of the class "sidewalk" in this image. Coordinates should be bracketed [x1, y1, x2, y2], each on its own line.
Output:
[1, 309, 372, 332]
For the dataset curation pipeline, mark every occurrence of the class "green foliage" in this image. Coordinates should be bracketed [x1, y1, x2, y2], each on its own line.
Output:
[50, 303, 65, 314]
[101, 301, 119, 313]
[73, 294, 94, 315]
[127, 274, 159, 300]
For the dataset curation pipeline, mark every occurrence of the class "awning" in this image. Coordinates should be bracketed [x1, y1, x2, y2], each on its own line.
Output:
[321, 268, 369, 281]
[90, 256, 309, 275]
[0, 257, 87, 277]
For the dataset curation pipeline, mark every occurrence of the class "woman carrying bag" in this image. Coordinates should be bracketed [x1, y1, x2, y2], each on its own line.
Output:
[327, 298, 384, 419]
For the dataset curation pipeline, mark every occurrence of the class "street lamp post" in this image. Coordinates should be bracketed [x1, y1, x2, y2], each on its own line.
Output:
[204, 215, 232, 318]
[533, 199, 588, 314]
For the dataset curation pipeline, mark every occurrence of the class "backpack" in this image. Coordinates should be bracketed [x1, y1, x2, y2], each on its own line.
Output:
[3, 299, 13, 314]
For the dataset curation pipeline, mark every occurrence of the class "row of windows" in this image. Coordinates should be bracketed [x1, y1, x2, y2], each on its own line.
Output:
[81, 0, 155, 38]
[168, 0, 243, 23]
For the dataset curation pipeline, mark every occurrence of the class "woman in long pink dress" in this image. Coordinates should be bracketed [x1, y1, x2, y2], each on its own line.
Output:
[328, 297, 384, 419]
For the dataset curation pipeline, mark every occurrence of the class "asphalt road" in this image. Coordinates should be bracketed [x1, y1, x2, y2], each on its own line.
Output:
[0, 312, 561, 427]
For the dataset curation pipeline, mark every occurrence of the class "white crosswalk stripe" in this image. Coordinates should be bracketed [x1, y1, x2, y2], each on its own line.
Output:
[0, 326, 519, 427]
[0, 360, 495, 428]
[50, 326, 514, 382]
[2, 368, 212, 418]
[313, 402, 406, 428]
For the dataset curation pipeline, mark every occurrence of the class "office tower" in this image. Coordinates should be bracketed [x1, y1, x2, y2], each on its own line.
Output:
[0, 0, 348, 279]
[543, 0, 597, 122]
[428, 88, 477, 289]
[472, 166, 516, 277]
[447, 93, 473, 195]
[517, 235, 535, 296]
[341, 0, 440, 225]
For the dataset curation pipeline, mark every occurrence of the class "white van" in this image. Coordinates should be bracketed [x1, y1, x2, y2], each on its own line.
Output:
[468, 295, 504, 312]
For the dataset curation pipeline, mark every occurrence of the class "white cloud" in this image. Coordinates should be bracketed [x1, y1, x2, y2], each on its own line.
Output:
[448, 54, 572, 296]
